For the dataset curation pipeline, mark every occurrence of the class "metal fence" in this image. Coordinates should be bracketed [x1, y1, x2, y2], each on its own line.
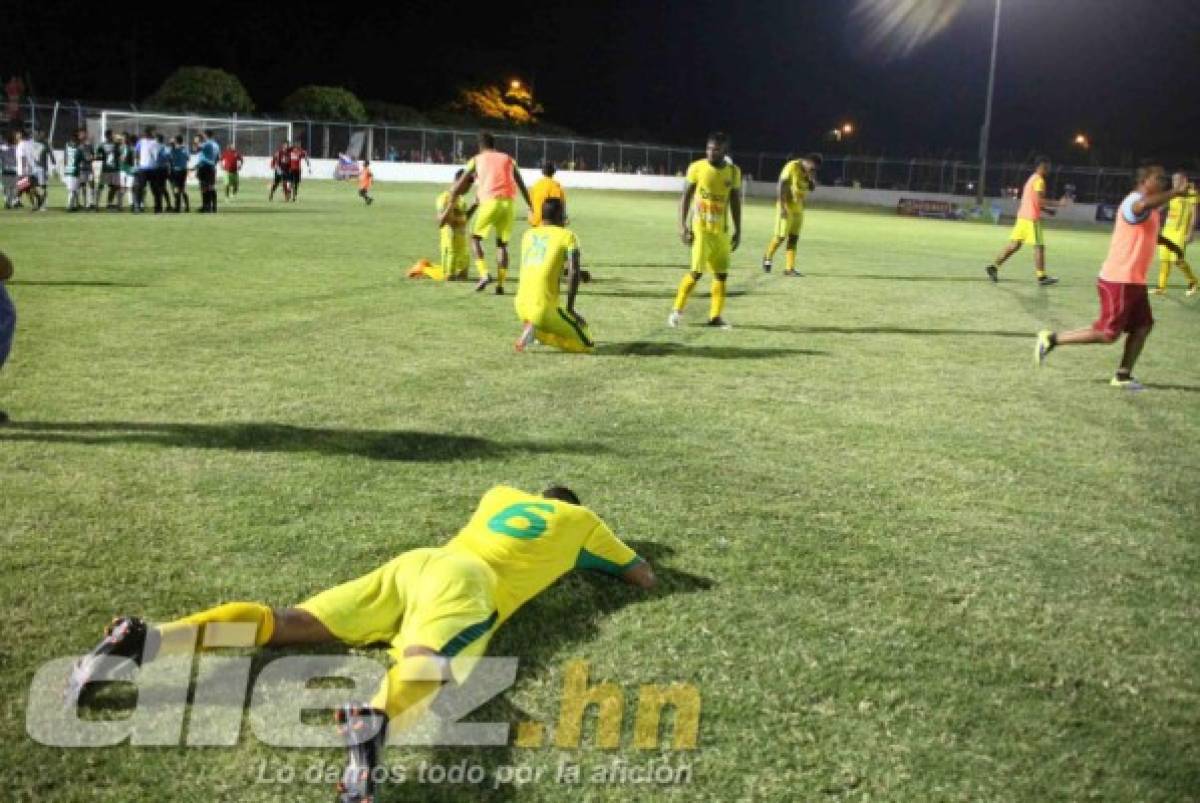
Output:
[3, 98, 1140, 204]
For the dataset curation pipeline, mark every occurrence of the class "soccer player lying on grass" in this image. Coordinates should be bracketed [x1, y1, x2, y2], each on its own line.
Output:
[66, 484, 653, 803]
[1035, 164, 1190, 390]
[514, 198, 594, 353]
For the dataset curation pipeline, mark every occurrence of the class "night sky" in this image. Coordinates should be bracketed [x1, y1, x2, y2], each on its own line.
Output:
[5, 0, 1199, 162]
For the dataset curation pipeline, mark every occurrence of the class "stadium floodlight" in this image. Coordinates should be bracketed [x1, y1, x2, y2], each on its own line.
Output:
[91, 110, 292, 158]
[1073, 133, 1090, 150]
[976, 0, 1002, 206]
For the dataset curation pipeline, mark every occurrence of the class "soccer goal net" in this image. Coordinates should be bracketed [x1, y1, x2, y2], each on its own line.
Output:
[89, 111, 292, 157]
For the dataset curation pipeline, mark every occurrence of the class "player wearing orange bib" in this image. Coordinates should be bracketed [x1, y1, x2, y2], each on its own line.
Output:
[1035, 164, 1189, 390]
[986, 156, 1065, 286]
[669, 132, 742, 330]
[66, 484, 655, 803]
[449, 132, 533, 296]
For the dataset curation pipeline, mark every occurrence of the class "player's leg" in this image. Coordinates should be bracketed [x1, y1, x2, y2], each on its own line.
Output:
[704, 234, 733, 327]
[530, 307, 594, 353]
[762, 207, 788, 272]
[493, 200, 515, 293]
[1155, 249, 1173, 295]
[0, 281, 16, 420]
[988, 230, 1023, 281]
[782, 210, 804, 276]
[1035, 279, 1125, 367]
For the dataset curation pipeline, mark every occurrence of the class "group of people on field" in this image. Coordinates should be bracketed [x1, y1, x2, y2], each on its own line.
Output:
[268, 140, 313, 202]
[0, 126, 240, 214]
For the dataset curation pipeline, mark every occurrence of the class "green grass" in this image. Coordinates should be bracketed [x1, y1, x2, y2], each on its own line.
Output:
[2, 180, 1198, 802]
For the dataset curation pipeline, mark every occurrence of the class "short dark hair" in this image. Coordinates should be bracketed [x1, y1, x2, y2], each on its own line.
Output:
[707, 131, 729, 146]
[104, 129, 113, 138]
[478, 132, 495, 149]
[540, 197, 565, 225]
[542, 485, 580, 505]
[454, 168, 465, 180]
[1035, 155, 1051, 166]
[203, 129, 214, 138]
[806, 152, 823, 167]
[542, 160, 556, 177]
[1135, 162, 1165, 184]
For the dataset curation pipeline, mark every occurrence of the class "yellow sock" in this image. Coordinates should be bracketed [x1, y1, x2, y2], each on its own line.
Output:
[1179, 259, 1197, 285]
[154, 602, 275, 658]
[1158, 260, 1171, 291]
[475, 258, 488, 279]
[369, 655, 445, 721]
[1036, 268, 1047, 279]
[785, 249, 797, 271]
[497, 267, 508, 288]
[709, 278, 727, 320]
[673, 273, 698, 312]
[764, 237, 783, 261]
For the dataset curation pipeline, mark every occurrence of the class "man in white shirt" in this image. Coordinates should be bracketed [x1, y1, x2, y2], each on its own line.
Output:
[14, 131, 45, 211]
[132, 129, 160, 213]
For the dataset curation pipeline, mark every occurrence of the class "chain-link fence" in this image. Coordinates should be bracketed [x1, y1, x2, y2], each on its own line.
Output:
[1, 98, 1142, 204]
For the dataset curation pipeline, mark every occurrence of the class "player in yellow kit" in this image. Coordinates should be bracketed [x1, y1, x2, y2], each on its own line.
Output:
[514, 197, 592, 353]
[528, 161, 567, 226]
[408, 170, 478, 281]
[66, 484, 654, 803]
[762, 153, 821, 276]
[1153, 171, 1197, 296]
[669, 132, 743, 329]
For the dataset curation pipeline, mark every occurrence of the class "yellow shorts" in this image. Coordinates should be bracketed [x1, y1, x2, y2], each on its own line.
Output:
[690, 230, 732, 273]
[774, 205, 804, 238]
[1009, 218, 1044, 246]
[1158, 238, 1187, 263]
[516, 302, 594, 353]
[297, 547, 499, 661]
[473, 198, 516, 244]
[440, 239, 470, 277]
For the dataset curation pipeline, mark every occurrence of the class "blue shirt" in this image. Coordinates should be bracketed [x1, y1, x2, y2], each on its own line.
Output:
[170, 146, 190, 172]
[155, 144, 171, 169]
[198, 139, 220, 166]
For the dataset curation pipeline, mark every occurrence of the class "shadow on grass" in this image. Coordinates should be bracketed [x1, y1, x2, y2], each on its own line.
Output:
[808, 273, 984, 283]
[735, 324, 1030, 338]
[0, 421, 602, 462]
[7, 280, 150, 288]
[594, 341, 827, 359]
[585, 288, 753, 299]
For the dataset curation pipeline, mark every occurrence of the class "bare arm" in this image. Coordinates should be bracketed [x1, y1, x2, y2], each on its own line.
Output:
[730, 187, 742, 252]
[679, 182, 697, 244]
[565, 248, 582, 316]
[514, 167, 533, 209]
[450, 166, 475, 201]
[1133, 187, 1186, 216]
[621, 561, 656, 590]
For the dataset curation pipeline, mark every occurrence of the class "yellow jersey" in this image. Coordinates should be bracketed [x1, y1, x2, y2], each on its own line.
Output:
[516, 224, 579, 314]
[436, 190, 470, 246]
[779, 159, 813, 207]
[529, 177, 566, 226]
[686, 158, 742, 234]
[1162, 192, 1196, 242]
[444, 485, 640, 622]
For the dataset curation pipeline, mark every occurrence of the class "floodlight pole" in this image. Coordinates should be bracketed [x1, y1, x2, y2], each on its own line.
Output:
[976, 0, 1002, 207]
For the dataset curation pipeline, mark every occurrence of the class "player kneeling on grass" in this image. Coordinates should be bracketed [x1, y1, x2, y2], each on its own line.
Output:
[1035, 164, 1190, 390]
[65, 484, 653, 803]
[514, 198, 594, 353]
[408, 170, 478, 281]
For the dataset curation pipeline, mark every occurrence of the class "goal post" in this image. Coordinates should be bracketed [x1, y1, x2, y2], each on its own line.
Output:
[91, 110, 291, 157]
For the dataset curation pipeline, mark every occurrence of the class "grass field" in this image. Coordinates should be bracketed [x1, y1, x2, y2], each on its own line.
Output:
[2, 179, 1198, 802]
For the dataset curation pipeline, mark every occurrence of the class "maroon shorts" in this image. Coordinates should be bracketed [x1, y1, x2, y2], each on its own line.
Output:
[1093, 279, 1153, 339]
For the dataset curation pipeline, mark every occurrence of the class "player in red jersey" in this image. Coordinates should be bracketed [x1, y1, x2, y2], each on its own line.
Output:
[220, 144, 244, 201]
[269, 142, 292, 201]
[287, 140, 312, 202]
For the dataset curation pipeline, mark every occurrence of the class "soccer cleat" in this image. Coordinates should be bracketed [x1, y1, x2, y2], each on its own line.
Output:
[1151, 288, 1166, 296]
[668, 310, 682, 328]
[335, 704, 389, 803]
[706, 317, 732, 330]
[1110, 375, 1145, 391]
[1187, 283, 1198, 297]
[0, 410, 8, 425]
[1034, 330, 1054, 367]
[985, 265, 998, 283]
[782, 269, 802, 277]
[495, 285, 505, 296]
[474, 275, 492, 292]
[64, 616, 149, 707]
[1037, 275, 1059, 287]
[515, 323, 534, 352]
[761, 259, 772, 274]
